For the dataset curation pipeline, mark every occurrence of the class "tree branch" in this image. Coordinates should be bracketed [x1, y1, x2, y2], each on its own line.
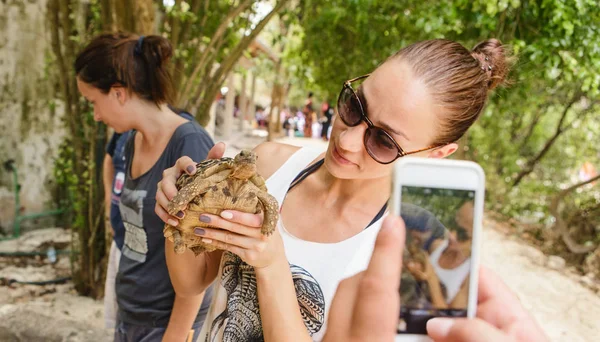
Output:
[517, 108, 545, 151]
[179, 0, 253, 104]
[194, 0, 291, 124]
[512, 93, 582, 187]
[172, 0, 202, 91]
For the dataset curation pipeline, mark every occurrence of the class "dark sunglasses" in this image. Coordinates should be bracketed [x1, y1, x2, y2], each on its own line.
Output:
[337, 74, 447, 164]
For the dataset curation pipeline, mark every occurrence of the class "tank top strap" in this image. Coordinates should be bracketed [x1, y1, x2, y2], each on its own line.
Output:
[428, 238, 449, 266]
[266, 147, 326, 206]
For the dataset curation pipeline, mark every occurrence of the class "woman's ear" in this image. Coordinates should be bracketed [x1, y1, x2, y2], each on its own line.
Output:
[428, 143, 458, 159]
[111, 86, 128, 106]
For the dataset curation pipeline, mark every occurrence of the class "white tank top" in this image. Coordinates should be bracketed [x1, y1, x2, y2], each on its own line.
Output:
[428, 239, 471, 303]
[198, 147, 386, 342]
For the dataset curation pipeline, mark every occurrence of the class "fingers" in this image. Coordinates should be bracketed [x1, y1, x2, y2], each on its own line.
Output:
[207, 142, 226, 160]
[217, 210, 263, 228]
[427, 318, 512, 342]
[196, 228, 259, 250]
[349, 215, 406, 340]
[155, 202, 179, 226]
[159, 158, 191, 203]
[476, 266, 527, 329]
[174, 155, 198, 177]
[477, 265, 515, 304]
[156, 183, 175, 215]
[201, 237, 246, 259]
[363, 215, 406, 288]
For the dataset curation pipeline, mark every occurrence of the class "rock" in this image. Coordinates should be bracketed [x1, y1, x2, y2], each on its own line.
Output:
[547, 255, 566, 270]
[0, 305, 112, 342]
[0, 227, 70, 254]
[580, 273, 598, 288]
[519, 245, 546, 265]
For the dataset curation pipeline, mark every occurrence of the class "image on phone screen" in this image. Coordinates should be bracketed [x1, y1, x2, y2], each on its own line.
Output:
[397, 186, 475, 335]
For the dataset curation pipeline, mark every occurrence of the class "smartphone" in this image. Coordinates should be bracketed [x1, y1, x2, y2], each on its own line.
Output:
[391, 157, 485, 342]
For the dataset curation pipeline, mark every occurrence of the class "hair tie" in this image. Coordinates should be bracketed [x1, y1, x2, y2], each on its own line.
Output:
[134, 36, 145, 56]
[480, 55, 493, 72]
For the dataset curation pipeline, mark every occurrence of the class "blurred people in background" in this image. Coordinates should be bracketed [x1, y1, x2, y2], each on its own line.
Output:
[302, 91, 314, 137]
[320, 101, 334, 141]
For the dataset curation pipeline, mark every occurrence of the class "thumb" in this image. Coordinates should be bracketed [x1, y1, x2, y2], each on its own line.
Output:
[427, 318, 512, 342]
[207, 142, 226, 160]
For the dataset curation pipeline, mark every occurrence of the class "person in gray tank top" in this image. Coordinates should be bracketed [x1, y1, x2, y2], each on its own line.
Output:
[75, 32, 213, 342]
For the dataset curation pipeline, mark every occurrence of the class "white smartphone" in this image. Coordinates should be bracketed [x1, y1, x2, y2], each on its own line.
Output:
[391, 157, 485, 342]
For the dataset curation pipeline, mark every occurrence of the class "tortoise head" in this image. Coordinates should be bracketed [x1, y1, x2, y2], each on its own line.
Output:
[231, 150, 257, 179]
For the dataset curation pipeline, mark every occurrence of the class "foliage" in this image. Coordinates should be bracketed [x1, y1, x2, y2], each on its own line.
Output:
[48, 0, 109, 298]
[294, 0, 600, 264]
[160, 0, 292, 125]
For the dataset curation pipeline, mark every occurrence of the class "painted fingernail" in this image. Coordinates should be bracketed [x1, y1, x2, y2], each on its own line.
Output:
[202, 238, 213, 244]
[175, 211, 185, 219]
[167, 219, 178, 226]
[220, 211, 233, 220]
[194, 228, 205, 236]
[186, 165, 195, 174]
[199, 215, 211, 223]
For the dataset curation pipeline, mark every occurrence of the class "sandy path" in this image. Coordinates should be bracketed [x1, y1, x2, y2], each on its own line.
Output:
[482, 220, 600, 342]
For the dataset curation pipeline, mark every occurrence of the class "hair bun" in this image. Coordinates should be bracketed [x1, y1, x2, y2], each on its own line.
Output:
[471, 39, 513, 90]
[141, 35, 173, 66]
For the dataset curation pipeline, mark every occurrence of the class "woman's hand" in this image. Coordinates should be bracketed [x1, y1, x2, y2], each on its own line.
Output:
[193, 210, 285, 269]
[405, 248, 434, 281]
[154, 142, 226, 226]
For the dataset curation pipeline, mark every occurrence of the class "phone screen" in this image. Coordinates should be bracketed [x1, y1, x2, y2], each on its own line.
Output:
[397, 186, 475, 335]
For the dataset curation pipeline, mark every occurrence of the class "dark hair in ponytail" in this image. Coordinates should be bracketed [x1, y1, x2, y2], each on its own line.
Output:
[74, 32, 175, 107]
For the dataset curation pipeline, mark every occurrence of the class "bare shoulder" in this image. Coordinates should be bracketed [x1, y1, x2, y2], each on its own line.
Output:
[253, 142, 301, 179]
[428, 238, 445, 254]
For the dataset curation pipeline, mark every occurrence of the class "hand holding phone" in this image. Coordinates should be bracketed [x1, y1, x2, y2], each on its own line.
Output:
[391, 157, 485, 342]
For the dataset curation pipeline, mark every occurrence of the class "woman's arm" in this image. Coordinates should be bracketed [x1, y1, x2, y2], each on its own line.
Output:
[255, 254, 313, 342]
[254, 141, 311, 341]
[197, 212, 312, 342]
[102, 154, 114, 218]
[163, 292, 206, 342]
[449, 275, 470, 309]
[165, 240, 222, 297]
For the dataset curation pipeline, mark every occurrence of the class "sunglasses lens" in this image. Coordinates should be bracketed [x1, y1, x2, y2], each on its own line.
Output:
[337, 87, 362, 126]
[365, 127, 400, 163]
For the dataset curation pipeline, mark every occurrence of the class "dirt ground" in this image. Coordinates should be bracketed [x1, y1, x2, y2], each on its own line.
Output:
[0, 133, 598, 341]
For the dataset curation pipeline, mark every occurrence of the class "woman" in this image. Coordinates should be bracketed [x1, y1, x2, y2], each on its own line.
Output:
[75, 33, 213, 341]
[404, 201, 475, 309]
[155, 38, 511, 341]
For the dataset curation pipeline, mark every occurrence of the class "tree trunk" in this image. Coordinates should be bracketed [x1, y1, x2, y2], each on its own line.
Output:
[48, 0, 109, 298]
[549, 174, 600, 254]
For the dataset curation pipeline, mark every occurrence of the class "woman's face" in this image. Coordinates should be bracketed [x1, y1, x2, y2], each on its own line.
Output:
[76, 78, 130, 133]
[324, 60, 454, 180]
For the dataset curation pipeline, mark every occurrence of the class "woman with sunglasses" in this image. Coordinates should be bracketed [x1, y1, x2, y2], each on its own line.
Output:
[154, 38, 511, 341]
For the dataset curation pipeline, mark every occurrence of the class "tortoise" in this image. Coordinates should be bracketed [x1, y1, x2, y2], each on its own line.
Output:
[163, 150, 279, 255]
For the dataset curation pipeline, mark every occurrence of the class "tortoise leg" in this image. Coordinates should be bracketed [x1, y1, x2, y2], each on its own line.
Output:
[167, 170, 230, 215]
[173, 230, 186, 254]
[255, 188, 280, 236]
[249, 174, 267, 191]
[190, 245, 208, 256]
